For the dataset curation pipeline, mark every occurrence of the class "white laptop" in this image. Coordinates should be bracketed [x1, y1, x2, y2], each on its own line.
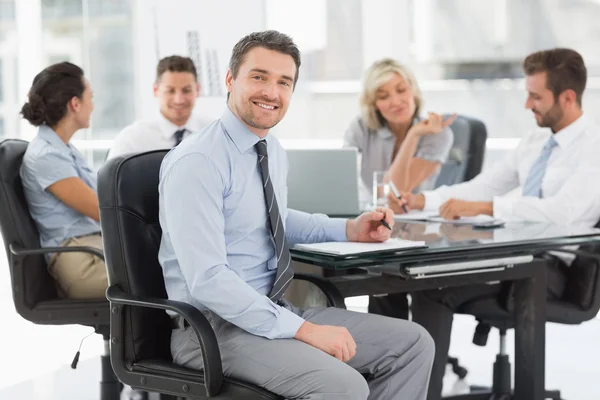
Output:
[286, 148, 363, 216]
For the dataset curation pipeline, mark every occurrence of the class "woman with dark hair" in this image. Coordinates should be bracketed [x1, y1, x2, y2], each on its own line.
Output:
[20, 61, 107, 299]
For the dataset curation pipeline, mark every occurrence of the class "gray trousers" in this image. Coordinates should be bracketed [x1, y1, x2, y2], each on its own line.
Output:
[171, 301, 434, 400]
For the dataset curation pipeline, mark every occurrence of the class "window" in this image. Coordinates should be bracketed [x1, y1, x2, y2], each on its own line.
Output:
[271, 0, 600, 148]
[0, 0, 15, 21]
[0, 0, 15, 138]
[0, 58, 3, 103]
[301, 0, 363, 82]
[41, 0, 135, 142]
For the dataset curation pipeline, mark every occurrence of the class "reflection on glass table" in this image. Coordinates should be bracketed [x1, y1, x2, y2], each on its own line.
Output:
[291, 221, 600, 270]
[392, 221, 600, 250]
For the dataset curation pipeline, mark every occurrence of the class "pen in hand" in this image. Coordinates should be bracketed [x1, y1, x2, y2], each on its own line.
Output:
[388, 180, 409, 214]
[380, 218, 392, 231]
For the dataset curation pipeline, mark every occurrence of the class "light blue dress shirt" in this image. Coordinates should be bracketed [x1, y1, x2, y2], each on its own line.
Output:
[20, 125, 100, 249]
[158, 106, 348, 339]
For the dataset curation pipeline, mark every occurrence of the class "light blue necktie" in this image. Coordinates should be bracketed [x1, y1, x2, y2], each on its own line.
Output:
[522, 136, 558, 198]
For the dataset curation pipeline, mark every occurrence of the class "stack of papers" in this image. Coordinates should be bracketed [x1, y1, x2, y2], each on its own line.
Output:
[394, 211, 439, 221]
[427, 214, 503, 225]
[293, 238, 426, 256]
[395, 212, 504, 226]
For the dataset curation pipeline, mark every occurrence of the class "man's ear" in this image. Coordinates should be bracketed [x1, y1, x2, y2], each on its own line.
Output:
[561, 89, 577, 107]
[153, 82, 159, 97]
[195, 82, 201, 97]
[225, 69, 234, 93]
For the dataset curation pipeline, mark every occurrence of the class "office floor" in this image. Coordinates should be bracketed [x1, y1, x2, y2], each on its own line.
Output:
[1, 253, 599, 400]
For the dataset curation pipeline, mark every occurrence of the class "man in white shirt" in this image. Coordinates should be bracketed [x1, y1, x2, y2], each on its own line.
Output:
[388, 48, 600, 400]
[108, 56, 213, 159]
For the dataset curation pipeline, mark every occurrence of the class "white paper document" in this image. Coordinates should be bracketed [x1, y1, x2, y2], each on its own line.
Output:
[393, 211, 439, 221]
[293, 238, 426, 256]
[395, 212, 504, 226]
[427, 214, 504, 225]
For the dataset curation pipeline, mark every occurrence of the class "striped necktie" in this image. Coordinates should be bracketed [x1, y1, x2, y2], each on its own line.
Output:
[173, 129, 186, 147]
[522, 136, 558, 198]
[255, 140, 293, 302]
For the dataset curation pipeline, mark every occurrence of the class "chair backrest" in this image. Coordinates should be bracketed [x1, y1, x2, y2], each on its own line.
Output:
[0, 139, 58, 309]
[561, 219, 600, 314]
[98, 150, 172, 364]
[435, 115, 488, 187]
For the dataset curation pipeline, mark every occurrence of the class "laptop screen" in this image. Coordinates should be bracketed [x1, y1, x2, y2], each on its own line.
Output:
[286, 148, 361, 216]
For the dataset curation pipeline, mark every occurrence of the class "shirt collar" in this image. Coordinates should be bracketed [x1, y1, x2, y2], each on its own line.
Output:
[158, 111, 187, 140]
[379, 125, 394, 139]
[552, 113, 589, 150]
[220, 105, 265, 154]
[38, 125, 73, 152]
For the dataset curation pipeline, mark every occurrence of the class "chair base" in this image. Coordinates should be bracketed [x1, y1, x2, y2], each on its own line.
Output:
[100, 343, 121, 400]
[443, 354, 561, 400]
[443, 386, 562, 400]
[443, 393, 495, 400]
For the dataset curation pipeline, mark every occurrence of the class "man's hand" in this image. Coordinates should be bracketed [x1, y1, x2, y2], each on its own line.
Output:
[346, 207, 394, 242]
[387, 192, 425, 214]
[439, 199, 493, 220]
[295, 321, 357, 362]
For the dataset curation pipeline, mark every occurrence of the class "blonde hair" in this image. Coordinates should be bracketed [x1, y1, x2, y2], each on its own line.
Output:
[360, 58, 423, 131]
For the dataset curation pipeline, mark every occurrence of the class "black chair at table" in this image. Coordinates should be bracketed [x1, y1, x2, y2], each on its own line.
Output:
[97, 150, 346, 399]
[430, 115, 488, 382]
[435, 115, 488, 188]
[444, 221, 600, 400]
[0, 139, 121, 400]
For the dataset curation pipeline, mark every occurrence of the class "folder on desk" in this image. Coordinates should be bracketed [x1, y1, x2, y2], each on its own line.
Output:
[293, 238, 426, 256]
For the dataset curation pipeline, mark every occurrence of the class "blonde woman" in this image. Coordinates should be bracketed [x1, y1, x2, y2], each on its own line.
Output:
[345, 58, 455, 197]
[344, 58, 455, 319]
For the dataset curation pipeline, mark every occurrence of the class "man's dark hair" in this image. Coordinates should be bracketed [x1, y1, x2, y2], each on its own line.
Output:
[20, 61, 85, 127]
[156, 55, 198, 82]
[229, 30, 301, 86]
[523, 48, 587, 106]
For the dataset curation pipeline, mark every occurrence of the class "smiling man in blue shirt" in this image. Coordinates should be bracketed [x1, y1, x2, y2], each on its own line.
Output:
[158, 30, 434, 400]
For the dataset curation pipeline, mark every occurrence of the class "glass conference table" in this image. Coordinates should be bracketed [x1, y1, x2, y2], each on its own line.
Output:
[291, 221, 600, 400]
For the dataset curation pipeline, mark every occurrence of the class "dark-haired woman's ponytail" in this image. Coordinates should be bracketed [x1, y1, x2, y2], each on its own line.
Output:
[20, 93, 47, 127]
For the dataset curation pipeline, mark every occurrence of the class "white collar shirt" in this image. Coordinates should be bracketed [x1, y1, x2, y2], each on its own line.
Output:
[423, 114, 600, 227]
[107, 112, 214, 159]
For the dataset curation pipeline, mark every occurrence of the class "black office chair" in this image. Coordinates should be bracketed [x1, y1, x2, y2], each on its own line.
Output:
[97, 150, 346, 399]
[431, 115, 488, 385]
[0, 139, 120, 400]
[445, 222, 600, 400]
[435, 115, 487, 188]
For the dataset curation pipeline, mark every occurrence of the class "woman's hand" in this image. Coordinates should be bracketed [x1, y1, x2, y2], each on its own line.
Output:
[408, 113, 456, 137]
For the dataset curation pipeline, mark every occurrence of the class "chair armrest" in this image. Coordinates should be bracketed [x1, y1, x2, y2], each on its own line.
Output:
[10, 243, 105, 260]
[105, 285, 223, 396]
[548, 249, 600, 264]
[294, 273, 346, 309]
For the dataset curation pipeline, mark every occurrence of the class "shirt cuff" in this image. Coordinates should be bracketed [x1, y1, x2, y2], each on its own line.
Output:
[326, 218, 348, 242]
[422, 191, 442, 211]
[492, 196, 515, 220]
[271, 307, 306, 339]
